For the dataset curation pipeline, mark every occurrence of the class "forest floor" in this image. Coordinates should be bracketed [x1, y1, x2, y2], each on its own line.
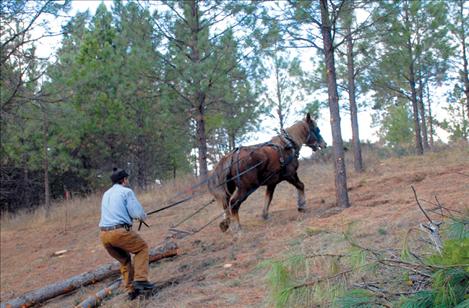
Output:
[1, 146, 468, 307]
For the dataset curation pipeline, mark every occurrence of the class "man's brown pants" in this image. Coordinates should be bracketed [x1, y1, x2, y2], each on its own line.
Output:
[100, 229, 149, 290]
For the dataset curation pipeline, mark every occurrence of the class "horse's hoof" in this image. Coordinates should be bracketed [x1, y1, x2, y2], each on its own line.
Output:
[262, 213, 269, 220]
[230, 223, 242, 233]
[298, 207, 306, 213]
[219, 220, 230, 232]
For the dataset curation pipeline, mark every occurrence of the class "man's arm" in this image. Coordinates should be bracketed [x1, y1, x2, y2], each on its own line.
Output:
[126, 190, 148, 221]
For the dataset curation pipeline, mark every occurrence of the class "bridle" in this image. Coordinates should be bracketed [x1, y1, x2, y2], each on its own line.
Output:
[305, 122, 321, 149]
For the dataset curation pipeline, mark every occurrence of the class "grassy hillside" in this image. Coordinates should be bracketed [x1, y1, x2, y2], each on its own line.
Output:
[1, 145, 468, 307]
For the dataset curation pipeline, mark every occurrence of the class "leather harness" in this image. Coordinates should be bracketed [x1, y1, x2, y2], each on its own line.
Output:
[230, 124, 317, 183]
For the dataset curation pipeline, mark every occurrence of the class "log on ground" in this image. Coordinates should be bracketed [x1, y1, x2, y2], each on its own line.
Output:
[2, 241, 178, 308]
[75, 279, 122, 308]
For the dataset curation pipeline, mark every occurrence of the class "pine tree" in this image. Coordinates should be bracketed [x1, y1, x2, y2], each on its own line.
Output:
[369, 0, 451, 155]
[150, 0, 265, 176]
[268, 0, 350, 208]
[0, 0, 71, 211]
[448, 0, 469, 121]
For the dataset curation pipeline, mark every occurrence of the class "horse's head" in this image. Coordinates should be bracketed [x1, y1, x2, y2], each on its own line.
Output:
[304, 113, 327, 151]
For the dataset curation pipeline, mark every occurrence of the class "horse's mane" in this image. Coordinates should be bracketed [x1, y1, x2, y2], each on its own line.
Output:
[270, 120, 309, 149]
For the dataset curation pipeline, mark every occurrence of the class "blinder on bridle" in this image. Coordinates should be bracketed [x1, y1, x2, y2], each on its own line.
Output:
[306, 123, 324, 151]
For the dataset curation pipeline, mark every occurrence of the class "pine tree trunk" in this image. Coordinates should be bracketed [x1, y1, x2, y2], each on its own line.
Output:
[319, 0, 350, 208]
[136, 114, 146, 189]
[405, 5, 424, 155]
[417, 70, 430, 150]
[426, 80, 434, 148]
[189, 0, 208, 177]
[228, 133, 236, 151]
[459, 0, 469, 119]
[409, 71, 424, 155]
[20, 136, 32, 209]
[196, 101, 208, 177]
[346, 18, 363, 172]
[274, 55, 285, 131]
[43, 106, 50, 216]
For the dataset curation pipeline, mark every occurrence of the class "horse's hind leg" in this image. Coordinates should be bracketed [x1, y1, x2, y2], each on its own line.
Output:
[219, 181, 236, 232]
[286, 173, 306, 212]
[262, 184, 277, 220]
[228, 188, 249, 232]
[219, 196, 231, 232]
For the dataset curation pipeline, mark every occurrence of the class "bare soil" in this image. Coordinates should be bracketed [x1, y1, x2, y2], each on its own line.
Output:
[1, 147, 468, 307]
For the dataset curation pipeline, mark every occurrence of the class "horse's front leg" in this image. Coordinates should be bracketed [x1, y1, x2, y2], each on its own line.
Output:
[262, 184, 277, 220]
[287, 173, 306, 212]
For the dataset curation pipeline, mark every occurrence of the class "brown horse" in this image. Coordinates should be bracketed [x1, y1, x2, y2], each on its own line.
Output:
[208, 113, 326, 232]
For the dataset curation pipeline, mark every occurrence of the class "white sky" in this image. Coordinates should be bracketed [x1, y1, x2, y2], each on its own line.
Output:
[35, 0, 452, 157]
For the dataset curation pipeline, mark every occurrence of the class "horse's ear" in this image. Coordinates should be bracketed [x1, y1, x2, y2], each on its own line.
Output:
[306, 112, 312, 123]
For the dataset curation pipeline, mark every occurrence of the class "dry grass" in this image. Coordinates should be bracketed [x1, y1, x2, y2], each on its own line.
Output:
[1, 146, 468, 307]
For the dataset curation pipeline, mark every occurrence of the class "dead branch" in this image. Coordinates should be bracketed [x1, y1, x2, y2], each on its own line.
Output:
[411, 186, 433, 224]
[290, 268, 354, 290]
[2, 242, 178, 308]
[411, 186, 443, 254]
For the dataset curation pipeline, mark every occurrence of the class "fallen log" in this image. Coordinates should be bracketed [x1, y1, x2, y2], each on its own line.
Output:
[2, 241, 178, 308]
[75, 279, 122, 308]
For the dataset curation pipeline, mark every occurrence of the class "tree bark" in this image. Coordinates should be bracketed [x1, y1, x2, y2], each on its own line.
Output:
[75, 279, 121, 308]
[42, 104, 50, 215]
[274, 54, 285, 131]
[409, 66, 423, 155]
[195, 101, 208, 177]
[417, 68, 430, 150]
[345, 15, 364, 172]
[426, 79, 434, 148]
[228, 132, 236, 151]
[2, 242, 178, 308]
[319, 0, 350, 208]
[22, 147, 31, 209]
[459, 0, 469, 119]
[136, 113, 146, 189]
[405, 4, 423, 155]
[189, 0, 209, 177]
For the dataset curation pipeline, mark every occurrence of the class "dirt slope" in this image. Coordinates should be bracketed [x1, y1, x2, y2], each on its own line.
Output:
[1, 147, 468, 307]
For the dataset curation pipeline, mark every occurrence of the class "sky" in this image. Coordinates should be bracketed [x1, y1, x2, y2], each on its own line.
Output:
[36, 0, 451, 158]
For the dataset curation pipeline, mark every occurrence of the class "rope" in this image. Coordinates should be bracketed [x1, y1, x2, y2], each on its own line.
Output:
[192, 211, 225, 234]
[145, 160, 264, 217]
[171, 199, 215, 228]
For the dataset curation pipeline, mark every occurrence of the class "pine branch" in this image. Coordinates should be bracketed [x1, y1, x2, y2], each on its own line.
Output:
[290, 268, 354, 291]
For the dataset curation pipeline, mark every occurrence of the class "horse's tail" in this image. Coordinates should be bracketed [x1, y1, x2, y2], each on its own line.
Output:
[208, 151, 235, 202]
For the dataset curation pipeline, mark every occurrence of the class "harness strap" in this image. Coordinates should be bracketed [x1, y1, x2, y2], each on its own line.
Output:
[265, 142, 285, 166]
[265, 140, 297, 169]
[280, 129, 299, 152]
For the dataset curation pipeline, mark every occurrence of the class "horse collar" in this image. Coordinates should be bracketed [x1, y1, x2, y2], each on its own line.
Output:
[281, 129, 299, 152]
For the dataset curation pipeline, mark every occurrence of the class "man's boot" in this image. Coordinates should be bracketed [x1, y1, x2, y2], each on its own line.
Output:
[127, 288, 140, 300]
[133, 280, 156, 291]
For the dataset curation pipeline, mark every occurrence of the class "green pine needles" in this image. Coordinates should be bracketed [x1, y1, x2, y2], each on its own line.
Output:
[262, 213, 469, 307]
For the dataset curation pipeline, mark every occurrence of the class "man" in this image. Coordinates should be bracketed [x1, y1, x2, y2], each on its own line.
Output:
[99, 168, 155, 299]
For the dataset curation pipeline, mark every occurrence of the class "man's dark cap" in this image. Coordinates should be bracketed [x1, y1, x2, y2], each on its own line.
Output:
[111, 168, 129, 183]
